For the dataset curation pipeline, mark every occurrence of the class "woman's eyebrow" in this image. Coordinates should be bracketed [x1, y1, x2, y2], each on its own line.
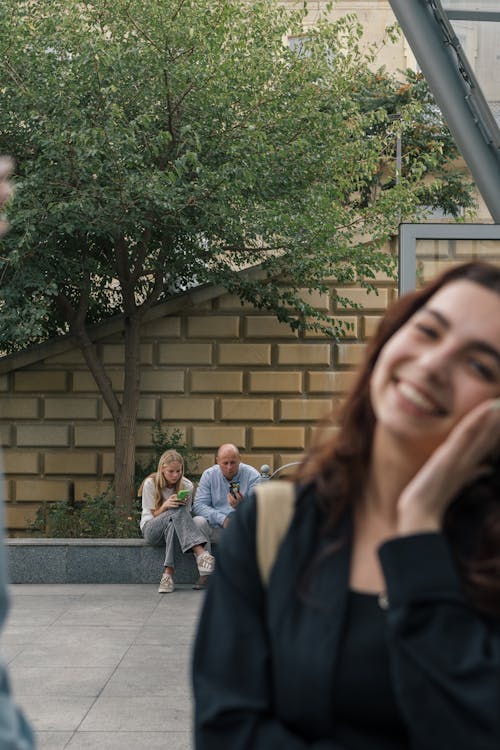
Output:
[422, 308, 449, 327]
[424, 307, 500, 364]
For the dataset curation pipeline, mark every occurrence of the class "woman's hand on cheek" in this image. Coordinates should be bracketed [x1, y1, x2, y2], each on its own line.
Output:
[397, 398, 500, 535]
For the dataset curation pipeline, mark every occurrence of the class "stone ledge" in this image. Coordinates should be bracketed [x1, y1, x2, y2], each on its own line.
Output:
[6, 537, 205, 584]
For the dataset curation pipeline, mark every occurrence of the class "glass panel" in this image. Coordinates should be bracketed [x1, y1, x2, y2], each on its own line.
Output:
[414, 238, 500, 289]
[442, 1, 499, 11]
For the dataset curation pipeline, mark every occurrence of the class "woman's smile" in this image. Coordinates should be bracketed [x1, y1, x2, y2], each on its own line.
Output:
[393, 379, 447, 417]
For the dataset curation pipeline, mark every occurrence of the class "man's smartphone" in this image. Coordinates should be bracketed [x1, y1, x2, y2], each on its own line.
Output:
[229, 482, 240, 498]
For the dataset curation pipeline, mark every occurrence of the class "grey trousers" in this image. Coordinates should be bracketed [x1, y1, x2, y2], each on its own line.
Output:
[191, 516, 224, 554]
[142, 507, 209, 568]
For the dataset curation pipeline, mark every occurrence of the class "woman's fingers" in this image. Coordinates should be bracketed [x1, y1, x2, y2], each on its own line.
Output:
[398, 398, 500, 533]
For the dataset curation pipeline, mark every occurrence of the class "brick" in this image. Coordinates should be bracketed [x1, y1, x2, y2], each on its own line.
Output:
[44, 398, 99, 420]
[49, 349, 86, 365]
[248, 371, 302, 393]
[191, 371, 243, 393]
[279, 399, 333, 422]
[187, 316, 240, 338]
[14, 371, 67, 392]
[251, 427, 305, 449]
[103, 398, 157, 421]
[298, 288, 331, 311]
[192, 427, 246, 449]
[17, 425, 69, 447]
[277, 453, 305, 470]
[196, 454, 218, 473]
[15, 479, 70, 502]
[238, 455, 263, 472]
[419, 259, 461, 285]
[310, 424, 340, 444]
[136, 424, 186, 448]
[363, 315, 383, 338]
[0, 425, 11, 446]
[217, 294, 255, 310]
[5, 504, 39, 529]
[304, 316, 358, 339]
[245, 316, 298, 339]
[102, 452, 115, 475]
[242, 454, 274, 472]
[336, 287, 389, 311]
[3, 451, 39, 474]
[75, 424, 114, 447]
[141, 316, 181, 337]
[221, 399, 274, 421]
[137, 398, 158, 421]
[308, 371, 357, 394]
[158, 343, 213, 365]
[44, 451, 98, 475]
[74, 480, 112, 501]
[102, 343, 153, 365]
[73, 371, 124, 392]
[140, 370, 185, 393]
[218, 344, 271, 366]
[458, 239, 500, 259]
[162, 398, 215, 421]
[277, 344, 331, 366]
[336, 343, 367, 366]
[0, 398, 39, 419]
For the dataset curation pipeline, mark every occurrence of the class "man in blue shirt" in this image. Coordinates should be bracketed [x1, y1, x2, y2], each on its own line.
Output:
[192, 444, 260, 588]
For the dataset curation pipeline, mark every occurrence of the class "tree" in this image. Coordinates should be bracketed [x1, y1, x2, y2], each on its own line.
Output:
[0, 0, 473, 509]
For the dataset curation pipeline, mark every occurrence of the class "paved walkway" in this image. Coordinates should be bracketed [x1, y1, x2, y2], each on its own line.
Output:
[0, 584, 205, 749]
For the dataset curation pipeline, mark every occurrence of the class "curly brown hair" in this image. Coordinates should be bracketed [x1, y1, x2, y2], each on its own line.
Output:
[298, 261, 500, 618]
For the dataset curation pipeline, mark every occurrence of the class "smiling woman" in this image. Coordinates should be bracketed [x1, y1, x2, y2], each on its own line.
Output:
[193, 261, 500, 750]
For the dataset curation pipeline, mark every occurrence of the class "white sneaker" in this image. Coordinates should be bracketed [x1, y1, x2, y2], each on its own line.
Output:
[158, 572, 175, 593]
[196, 551, 215, 576]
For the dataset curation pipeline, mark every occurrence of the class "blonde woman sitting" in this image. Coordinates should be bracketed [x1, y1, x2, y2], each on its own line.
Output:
[140, 449, 215, 593]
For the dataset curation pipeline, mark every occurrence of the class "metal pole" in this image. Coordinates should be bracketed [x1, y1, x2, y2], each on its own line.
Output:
[388, 0, 500, 222]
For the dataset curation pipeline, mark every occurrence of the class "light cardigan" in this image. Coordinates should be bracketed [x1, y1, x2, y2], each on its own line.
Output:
[139, 476, 194, 531]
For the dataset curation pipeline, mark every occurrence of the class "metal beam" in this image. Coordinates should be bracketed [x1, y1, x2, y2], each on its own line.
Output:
[389, 0, 500, 222]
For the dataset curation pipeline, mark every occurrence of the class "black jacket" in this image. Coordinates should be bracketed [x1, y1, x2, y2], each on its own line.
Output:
[192, 484, 500, 749]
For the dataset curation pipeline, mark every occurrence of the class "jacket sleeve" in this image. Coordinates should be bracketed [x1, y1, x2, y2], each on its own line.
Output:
[378, 533, 500, 750]
[192, 496, 345, 750]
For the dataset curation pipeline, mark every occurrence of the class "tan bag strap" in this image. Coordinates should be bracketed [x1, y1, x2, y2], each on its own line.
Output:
[255, 480, 296, 587]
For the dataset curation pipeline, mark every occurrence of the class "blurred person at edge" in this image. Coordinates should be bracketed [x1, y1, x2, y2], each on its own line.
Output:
[193, 261, 500, 750]
[0, 157, 36, 748]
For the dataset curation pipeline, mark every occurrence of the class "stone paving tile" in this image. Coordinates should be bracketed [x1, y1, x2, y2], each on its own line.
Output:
[65, 731, 192, 749]
[101, 666, 193, 698]
[8, 638, 131, 668]
[18, 694, 96, 731]
[80, 696, 191, 732]
[8, 665, 115, 697]
[36, 731, 74, 749]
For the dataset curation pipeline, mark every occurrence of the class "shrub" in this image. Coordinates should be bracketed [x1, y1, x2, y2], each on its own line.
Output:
[28, 487, 141, 538]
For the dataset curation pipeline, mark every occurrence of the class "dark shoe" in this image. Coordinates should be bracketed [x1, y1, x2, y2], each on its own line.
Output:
[192, 576, 208, 590]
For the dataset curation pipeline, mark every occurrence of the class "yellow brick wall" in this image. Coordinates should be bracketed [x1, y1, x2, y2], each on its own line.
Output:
[0, 270, 397, 534]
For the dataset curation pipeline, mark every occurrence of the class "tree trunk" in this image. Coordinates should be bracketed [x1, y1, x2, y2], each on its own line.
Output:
[113, 313, 142, 513]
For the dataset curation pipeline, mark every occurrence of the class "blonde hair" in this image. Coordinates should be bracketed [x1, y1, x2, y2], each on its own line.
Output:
[139, 449, 185, 511]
